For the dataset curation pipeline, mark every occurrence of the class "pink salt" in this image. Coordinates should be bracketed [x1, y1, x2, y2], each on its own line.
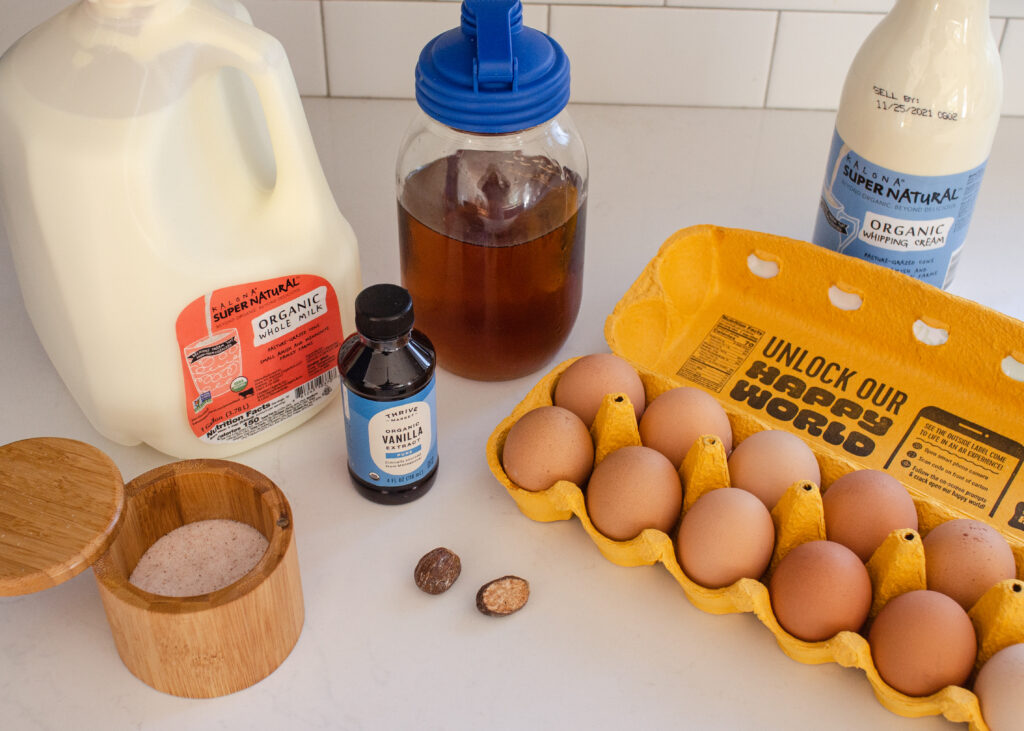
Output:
[129, 519, 269, 597]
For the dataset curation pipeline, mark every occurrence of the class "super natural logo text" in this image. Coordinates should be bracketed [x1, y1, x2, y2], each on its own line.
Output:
[843, 158, 960, 207]
[212, 277, 302, 324]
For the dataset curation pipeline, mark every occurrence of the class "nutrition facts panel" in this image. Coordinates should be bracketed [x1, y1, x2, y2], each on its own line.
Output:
[677, 315, 764, 393]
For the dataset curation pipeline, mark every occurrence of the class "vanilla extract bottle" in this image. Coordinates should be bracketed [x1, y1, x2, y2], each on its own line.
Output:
[338, 284, 438, 505]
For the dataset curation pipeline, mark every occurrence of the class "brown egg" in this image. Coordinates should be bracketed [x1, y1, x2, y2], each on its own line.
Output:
[586, 446, 682, 541]
[728, 429, 821, 510]
[974, 642, 1024, 731]
[676, 487, 774, 589]
[868, 589, 976, 696]
[554, 353, 646, 428]
[639, 387, 733, 469]
[768, 540, 872, 642]
[822, 469, 919, 562]
[501, 406, 594, 492]
[923, 518, 1016, 610]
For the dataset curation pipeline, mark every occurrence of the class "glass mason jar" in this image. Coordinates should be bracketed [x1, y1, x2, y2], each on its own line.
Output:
[396, 0, 588, 381]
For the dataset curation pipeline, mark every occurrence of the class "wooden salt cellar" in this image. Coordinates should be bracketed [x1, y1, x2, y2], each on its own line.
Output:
[0, 438, 304, 698]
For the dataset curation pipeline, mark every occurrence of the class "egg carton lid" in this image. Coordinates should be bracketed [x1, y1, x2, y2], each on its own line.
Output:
[605, 224, 1024, 554]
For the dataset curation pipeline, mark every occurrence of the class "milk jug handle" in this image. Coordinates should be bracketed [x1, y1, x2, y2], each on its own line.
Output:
[190, 9, 323, 201]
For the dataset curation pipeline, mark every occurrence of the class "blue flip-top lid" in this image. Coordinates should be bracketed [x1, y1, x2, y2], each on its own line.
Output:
[415, 0, 571, 134]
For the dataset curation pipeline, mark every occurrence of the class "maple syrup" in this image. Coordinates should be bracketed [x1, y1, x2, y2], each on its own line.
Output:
[398, 150, 585, 381]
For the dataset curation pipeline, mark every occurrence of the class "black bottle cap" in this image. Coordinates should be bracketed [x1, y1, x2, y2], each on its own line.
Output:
[355, 284, 415, 340]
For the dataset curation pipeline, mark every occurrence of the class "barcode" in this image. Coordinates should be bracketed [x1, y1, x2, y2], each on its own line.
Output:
[293, 369, 338, 399]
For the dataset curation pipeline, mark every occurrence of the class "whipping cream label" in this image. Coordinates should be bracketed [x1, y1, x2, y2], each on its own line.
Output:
[859, 212, 955, 252]
[176, 275, 344, 442]
[812, 128, 987, 287]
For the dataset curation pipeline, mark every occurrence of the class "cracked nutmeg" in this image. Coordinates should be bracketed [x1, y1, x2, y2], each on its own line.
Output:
[414, 547, 462, 595]
[476, 575, 530, 616]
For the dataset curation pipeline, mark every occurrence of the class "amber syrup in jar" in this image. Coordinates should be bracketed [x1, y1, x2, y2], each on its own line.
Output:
[338, 284, 438, 505]
[398, 149, 585, 381]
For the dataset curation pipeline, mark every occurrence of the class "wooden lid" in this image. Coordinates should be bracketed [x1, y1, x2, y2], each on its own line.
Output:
[0, 437, 124, 596]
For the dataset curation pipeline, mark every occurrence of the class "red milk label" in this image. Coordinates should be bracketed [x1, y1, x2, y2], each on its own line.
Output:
[176, 275, 344, 443]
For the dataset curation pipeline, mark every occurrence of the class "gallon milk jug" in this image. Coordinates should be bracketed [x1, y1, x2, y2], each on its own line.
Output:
[0, 0, 361, 457]
[811, 0, 1002, 289]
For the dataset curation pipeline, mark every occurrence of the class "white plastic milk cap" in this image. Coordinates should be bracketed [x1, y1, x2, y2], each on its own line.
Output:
[87, 0, 165, 6]
[85, 0, 188, 20]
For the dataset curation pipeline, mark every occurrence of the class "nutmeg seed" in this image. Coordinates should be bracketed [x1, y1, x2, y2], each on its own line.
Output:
[414, 547, 462, 595]
[476, 575, 530, 616]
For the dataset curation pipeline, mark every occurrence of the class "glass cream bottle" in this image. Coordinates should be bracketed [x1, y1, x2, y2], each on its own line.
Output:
[812, 0, 1002, 288]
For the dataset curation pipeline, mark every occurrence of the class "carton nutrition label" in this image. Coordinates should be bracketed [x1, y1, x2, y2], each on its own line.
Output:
[677, 316, 764, 393]
[885, 406, 1024, 538]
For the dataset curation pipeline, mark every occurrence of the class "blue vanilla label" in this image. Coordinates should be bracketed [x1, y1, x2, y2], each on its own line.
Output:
[812, 128, 987, 288]
[342, 378, 438, 488]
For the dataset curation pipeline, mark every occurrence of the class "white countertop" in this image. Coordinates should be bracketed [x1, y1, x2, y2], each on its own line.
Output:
[2, 99, 1022, 730]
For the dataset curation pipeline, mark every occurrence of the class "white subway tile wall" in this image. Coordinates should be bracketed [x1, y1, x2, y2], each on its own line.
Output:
[244, 0, 328, 95]
[0, 0, 1021, 115]
[1003, 20, 1024, 116]
[767, 12, 884, 111]
[668, 0, 1022, 12]
[767, 13, 1008, 111]
[550, 6, 776, 107]
[0, 0, 71, 56]
[323, 1, 548, 98]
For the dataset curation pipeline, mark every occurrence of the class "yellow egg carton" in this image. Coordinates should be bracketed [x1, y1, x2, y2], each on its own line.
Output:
[485, 225, 1024, 730]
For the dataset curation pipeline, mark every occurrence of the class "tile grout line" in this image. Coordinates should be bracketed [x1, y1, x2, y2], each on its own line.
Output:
[320, 0, 332, 98]
[297, 92, 1024, 118]
[762, 8, 780, 109]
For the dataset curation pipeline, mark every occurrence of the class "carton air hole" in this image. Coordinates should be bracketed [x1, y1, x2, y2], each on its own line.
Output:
[1001, 355, 1024, 382]
[747, 252, 779, 279]
[912, 319, 949, 346]
[827, 285, 862, 311]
